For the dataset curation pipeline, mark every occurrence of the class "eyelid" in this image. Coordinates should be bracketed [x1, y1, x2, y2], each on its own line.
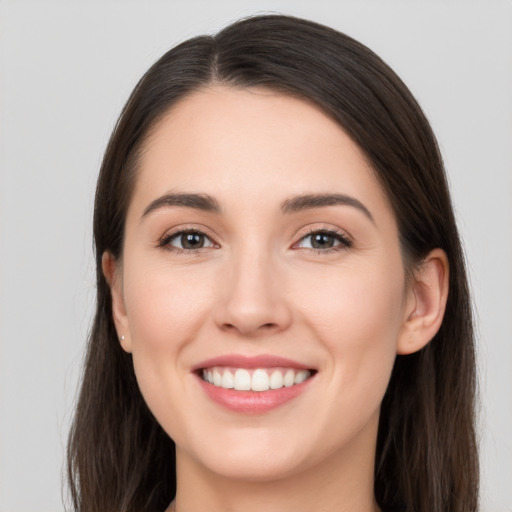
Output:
[157, 224, 352, 254]
[292, 226, 352, 252]
[158, 225, 220, 252]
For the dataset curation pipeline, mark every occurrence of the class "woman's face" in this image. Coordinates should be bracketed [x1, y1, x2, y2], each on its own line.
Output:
[110, 86, 416, 482]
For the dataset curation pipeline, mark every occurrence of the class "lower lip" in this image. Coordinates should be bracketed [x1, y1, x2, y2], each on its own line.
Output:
[196, 374, 314, 414]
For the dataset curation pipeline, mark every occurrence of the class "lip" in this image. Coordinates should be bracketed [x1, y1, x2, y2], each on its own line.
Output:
[192, 354, 313, 372]
[192, 354, 316, 414]
[195, 374, 314, 414]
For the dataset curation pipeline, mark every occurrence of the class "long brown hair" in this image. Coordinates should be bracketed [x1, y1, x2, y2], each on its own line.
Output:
[67, 14, 478, 512]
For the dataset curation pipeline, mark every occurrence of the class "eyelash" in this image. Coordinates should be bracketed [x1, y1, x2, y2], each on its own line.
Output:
[294, 228, 352, 254]
[158, 227, 352, 255]
[158, 228, 216, 254]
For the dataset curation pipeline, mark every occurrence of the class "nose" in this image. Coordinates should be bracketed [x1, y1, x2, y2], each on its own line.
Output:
[214, 248, 292, 337]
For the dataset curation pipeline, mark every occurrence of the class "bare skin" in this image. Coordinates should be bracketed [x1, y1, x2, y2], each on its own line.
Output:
[103, 86, 449, 512]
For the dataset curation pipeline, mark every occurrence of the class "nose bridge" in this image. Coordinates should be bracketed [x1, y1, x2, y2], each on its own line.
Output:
[216, 239, 291, 336]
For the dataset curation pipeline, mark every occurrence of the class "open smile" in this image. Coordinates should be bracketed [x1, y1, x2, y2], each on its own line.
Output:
[193, 355, 317, 413]
[201, 367, 313, 391]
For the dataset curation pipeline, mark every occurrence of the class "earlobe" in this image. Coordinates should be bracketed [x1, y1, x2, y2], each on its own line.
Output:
[101, 251, 132, 353]
[397, 249, 449, 355]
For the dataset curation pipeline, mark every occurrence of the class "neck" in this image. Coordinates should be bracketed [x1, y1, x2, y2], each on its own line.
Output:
[169, 417, 380, 512]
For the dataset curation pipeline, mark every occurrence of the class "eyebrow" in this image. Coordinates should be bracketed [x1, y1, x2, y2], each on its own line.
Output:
[141, 192, 221, 219]
[141, 192, 374, 223]
[280, 193, 374, 223]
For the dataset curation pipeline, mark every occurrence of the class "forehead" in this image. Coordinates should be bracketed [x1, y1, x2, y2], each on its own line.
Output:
[129, 85, 394, 224]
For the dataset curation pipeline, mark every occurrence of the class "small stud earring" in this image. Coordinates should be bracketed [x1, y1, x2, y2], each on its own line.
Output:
[121, 335, 125, 341]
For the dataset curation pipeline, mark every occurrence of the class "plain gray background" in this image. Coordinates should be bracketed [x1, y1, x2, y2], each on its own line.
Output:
[0, 1, 511, 511]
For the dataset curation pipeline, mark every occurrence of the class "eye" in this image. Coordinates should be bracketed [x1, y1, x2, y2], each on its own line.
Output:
[160, 229, 216, 251]
[295, 229, 351, 252]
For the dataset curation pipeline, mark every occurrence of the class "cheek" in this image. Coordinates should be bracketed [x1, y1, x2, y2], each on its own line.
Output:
[121, 262, 216, 418]
[121, 263, 216, 432]
[124, 263, 211, 352]
[296, 259, 405, 400]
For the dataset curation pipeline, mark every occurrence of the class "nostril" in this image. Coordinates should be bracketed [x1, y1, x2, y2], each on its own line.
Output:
[220, 321, 279, 334]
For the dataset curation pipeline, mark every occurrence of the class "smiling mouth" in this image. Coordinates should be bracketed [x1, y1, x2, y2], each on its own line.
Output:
[200, 367, 315, 392]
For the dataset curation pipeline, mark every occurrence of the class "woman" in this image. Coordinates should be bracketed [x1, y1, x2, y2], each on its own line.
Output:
[67, 14, 478, 512]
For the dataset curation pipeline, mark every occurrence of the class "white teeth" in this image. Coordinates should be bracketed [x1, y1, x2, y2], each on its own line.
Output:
[269, 370, 284, 389]
[202, 367, 312, 392]
[221, 370, 234, 389]
[233, 369, 251, 391]
[251, 369, 270, 391]
[283, 369, 295, 387]
[295, 370, 309, 384]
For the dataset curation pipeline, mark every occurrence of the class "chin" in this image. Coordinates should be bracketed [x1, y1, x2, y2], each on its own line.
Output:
[176, 424, 314, 483]
[199, 448, 307, 483]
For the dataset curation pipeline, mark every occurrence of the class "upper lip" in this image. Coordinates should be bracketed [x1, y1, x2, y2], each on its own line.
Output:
[192, 354, 314, 371]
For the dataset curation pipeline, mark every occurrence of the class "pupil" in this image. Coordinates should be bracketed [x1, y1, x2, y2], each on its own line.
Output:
[312, 233, 334, 249]
[182, 233, 204, 249]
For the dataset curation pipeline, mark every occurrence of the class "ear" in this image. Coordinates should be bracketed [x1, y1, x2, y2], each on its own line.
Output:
[397, 248, 449, 355]
[102, 251, 132, 353]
